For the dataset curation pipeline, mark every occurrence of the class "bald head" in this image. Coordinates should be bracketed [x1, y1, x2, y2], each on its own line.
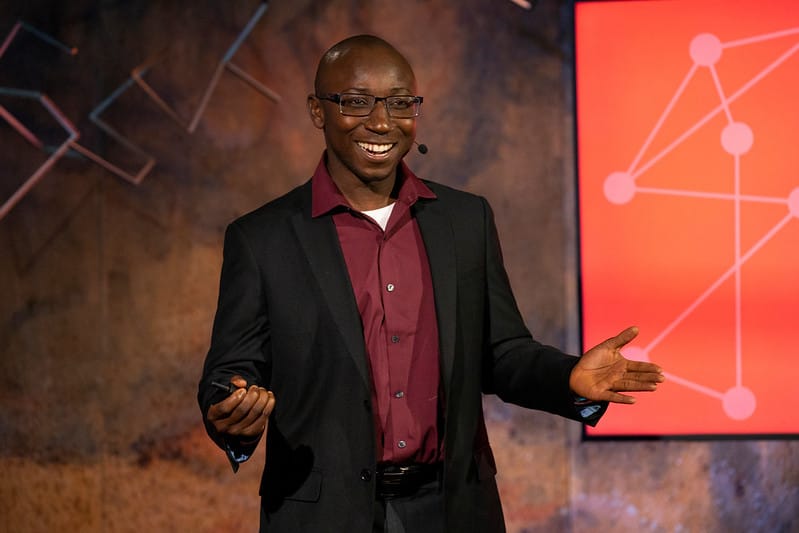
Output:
[314, 35, 415, 95]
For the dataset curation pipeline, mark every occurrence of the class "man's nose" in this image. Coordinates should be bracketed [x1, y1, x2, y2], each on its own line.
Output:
[364, 100, 392, 131]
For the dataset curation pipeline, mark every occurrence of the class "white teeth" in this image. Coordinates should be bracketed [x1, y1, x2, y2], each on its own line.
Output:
[357, 142, 394, 154]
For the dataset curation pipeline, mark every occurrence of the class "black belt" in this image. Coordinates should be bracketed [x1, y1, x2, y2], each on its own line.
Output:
[376, 463, 442, 499]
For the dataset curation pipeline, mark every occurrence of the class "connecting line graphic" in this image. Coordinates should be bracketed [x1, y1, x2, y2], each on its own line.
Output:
[507, 0, 536, 9]
[602, 26, 799, 420]
[1, 3, 280, 221]
[0, 22, 81, 221]
[122, 2, 279, 135]
[0, 21, 152, 219]
[0, 89, 80, 221]
[86, 2, 277, 185]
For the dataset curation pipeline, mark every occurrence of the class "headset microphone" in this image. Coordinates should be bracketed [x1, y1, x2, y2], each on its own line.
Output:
[415, 141, 429, 154]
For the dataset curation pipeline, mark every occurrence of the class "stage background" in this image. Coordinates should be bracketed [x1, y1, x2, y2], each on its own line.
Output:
[0, 0, 796, 531]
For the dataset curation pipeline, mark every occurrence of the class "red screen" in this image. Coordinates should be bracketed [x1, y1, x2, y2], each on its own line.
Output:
[576, 0, 799, 436]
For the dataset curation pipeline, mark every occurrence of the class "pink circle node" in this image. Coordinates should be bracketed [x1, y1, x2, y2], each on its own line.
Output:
[622, 346, 648, 362]
[690, 33, 722, 66]
[788, 188, 799, 218]
[603, 171, 636, 205]
[722, 386, 756, 420]
[721, 122, 753, 155]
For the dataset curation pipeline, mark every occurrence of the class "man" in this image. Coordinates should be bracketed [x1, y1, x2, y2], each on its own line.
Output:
[198, 34, 664, 533]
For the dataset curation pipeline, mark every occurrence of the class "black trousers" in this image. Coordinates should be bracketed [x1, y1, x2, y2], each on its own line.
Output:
[372, 478, 445, 533]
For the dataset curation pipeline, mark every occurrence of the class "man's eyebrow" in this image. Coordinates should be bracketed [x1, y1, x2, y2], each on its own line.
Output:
[336, 87, 414, 93]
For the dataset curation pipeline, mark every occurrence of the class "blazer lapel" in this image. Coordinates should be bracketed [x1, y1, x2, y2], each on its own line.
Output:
[414, 199, 457, 395]
[290, 191, 371, 389]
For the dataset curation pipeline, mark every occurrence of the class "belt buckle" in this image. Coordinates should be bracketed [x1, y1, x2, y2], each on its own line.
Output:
[378, 465, 406, 498]
[377, 464, 431, 499]
[379, 466, 407, 484]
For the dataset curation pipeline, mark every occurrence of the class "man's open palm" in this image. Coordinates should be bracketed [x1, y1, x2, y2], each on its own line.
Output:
[569, 326, 665, 404]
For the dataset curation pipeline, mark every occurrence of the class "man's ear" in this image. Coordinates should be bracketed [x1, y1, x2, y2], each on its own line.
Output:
[307, 95, 325, 129]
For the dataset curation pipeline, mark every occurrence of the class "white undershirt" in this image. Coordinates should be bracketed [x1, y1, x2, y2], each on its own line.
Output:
[360, 203, 395, 231]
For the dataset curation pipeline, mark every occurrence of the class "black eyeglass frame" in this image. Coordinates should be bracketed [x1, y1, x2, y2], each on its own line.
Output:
[316, 92, 424, 118]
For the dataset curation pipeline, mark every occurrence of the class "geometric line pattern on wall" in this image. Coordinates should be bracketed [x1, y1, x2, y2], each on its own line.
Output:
[0, 20, 153, 219]
[129, 2, 280, 134]
[0, 88, 80, 221]
[507, 0, 536, 10]
[1, 3, 280, 221]
[1, 21, 80, 221]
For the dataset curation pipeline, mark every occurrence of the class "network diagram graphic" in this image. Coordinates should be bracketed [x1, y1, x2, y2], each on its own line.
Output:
[601, 26, 799, 421]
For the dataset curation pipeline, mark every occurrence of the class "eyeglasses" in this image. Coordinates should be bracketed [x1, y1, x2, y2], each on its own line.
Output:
[316, 93, 423, 118]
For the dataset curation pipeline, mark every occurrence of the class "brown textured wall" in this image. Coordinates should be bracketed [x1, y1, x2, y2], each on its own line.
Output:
[0, 1, 796, 532]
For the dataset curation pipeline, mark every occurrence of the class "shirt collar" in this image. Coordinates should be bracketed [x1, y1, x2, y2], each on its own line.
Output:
[311, 151, 436, 218]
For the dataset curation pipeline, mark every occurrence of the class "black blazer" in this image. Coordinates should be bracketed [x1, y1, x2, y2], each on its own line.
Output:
[199, 178, 601, 532]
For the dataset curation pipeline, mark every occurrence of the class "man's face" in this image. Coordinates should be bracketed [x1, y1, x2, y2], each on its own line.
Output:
[309, 45, 417, 188]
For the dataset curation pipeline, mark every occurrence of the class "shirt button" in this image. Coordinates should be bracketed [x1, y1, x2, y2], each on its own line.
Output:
[397, 440, 407, 449]
[360, 469, 372, 481]
[391, 335, 400, 343]
[386, 283, 395, 292]
[394, 391, 404, 399]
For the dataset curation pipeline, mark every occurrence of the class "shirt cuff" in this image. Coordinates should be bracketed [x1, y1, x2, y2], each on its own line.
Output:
[224, 434, 261, 466]
[226, 442, 252, 464]
[573, 395, 607, 421]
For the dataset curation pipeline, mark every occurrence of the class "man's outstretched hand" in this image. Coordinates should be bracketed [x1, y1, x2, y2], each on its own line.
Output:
[569, 326, 664, 404]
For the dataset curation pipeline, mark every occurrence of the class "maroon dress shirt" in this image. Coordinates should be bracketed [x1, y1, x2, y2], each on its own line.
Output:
[311, 155, 441, 464]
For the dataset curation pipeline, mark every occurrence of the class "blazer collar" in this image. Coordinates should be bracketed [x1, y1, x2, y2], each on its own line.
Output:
[310, 153, 436, 217]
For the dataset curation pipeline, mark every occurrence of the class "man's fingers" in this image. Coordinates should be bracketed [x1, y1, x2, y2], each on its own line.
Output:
[224, 388, 274, 436]
[264, 391, 276, 416]
[227, 388, 266, 428]
[623, 369, 665, 383]
[230, 375, 248, 389]
[600, 390, 637, 404]
[622, 362, 666, 390]
[207, 385, 275, 437]
[241, 396, 274, 434]
[612, 379, 659, 392]
[625, 360, 663, 375]
[207, 387, 248, 420]
[605, 326, 639, 350]
[612, 365, 666, 392]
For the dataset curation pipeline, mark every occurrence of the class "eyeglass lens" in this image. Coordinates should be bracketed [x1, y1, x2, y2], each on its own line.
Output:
[339, 94, 420, 118]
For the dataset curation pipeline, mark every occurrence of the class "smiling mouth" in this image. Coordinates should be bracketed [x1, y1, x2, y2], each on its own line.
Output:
[357, 141, 395, 156]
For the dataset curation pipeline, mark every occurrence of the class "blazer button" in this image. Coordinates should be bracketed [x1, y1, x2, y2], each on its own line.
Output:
[360, 469, 372, 482]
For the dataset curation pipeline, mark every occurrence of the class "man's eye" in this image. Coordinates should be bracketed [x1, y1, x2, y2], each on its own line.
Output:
[388, 98, 413, 110]
[342, 96, 371, 107]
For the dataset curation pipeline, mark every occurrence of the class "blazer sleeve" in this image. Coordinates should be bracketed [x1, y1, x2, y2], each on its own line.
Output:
[197, 221, 272, 467]
[478, 197, 607, 424]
